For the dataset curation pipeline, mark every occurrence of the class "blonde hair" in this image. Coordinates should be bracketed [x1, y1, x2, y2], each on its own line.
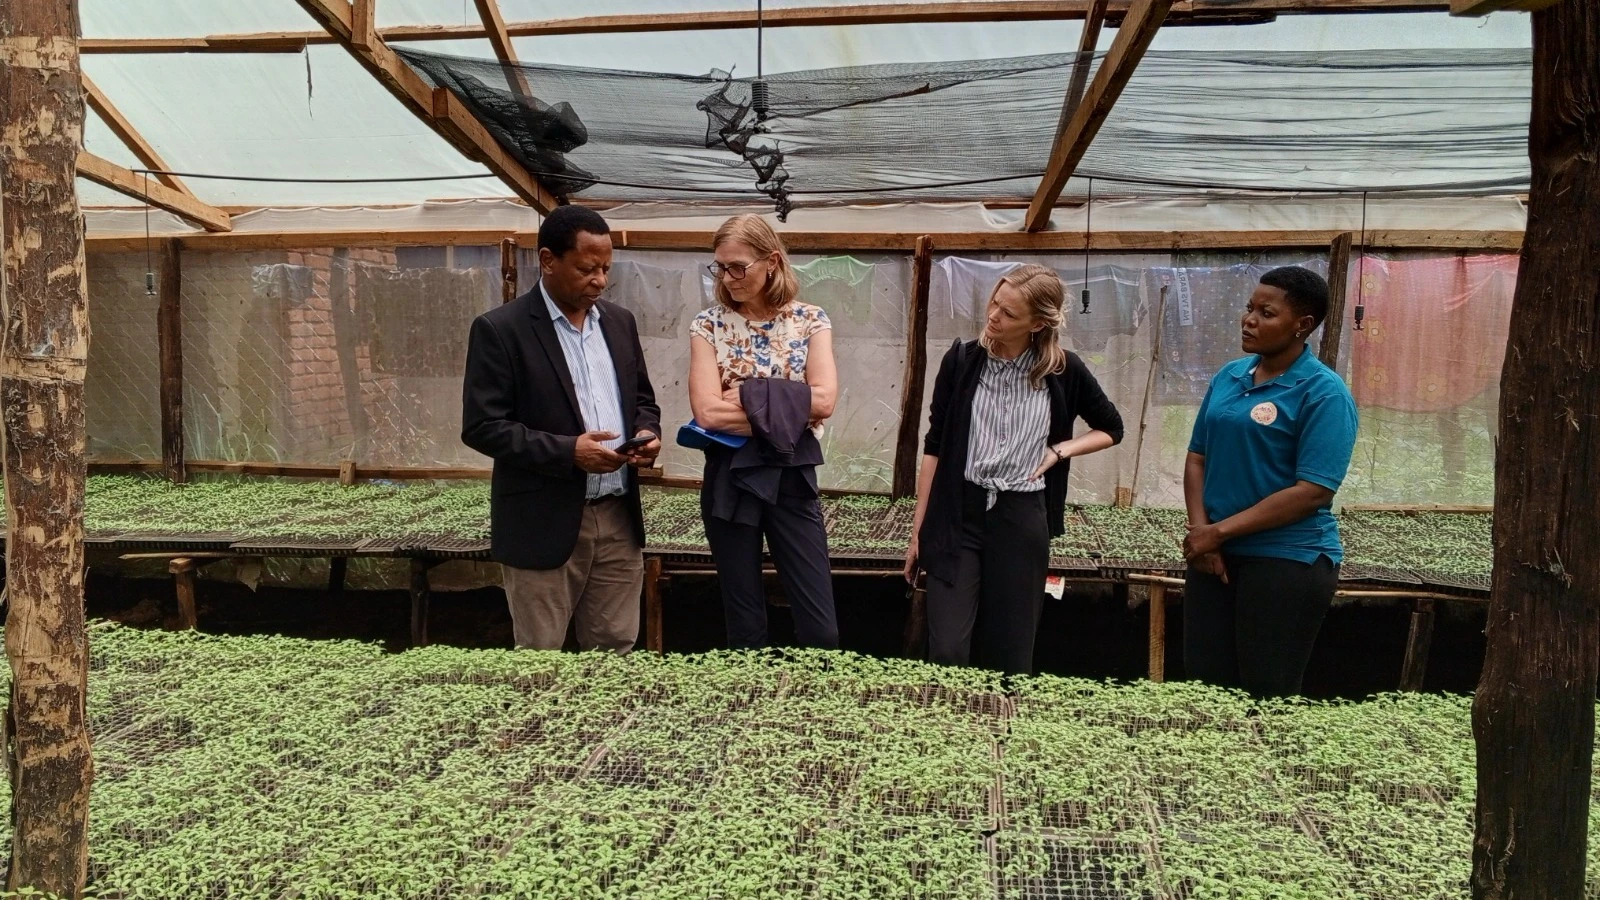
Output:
[978, 264, 1068, 390]
[711, 214, 800, 311]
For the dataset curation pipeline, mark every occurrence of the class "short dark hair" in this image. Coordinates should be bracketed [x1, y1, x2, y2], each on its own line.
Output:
[537, 205, 610, 257]
[1259, 266, 1331, 328]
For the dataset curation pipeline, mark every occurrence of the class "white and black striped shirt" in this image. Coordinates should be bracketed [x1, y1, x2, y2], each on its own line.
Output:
[964, 348, 1051, 506]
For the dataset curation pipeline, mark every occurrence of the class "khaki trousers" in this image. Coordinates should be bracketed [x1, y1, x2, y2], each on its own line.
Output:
[501, 496, 643, 652]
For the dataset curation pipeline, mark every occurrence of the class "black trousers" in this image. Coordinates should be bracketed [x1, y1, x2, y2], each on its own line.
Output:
[1182, 554, 1337, 698]
[702, 473, 839, 650]
[926, 481, 1050, 676]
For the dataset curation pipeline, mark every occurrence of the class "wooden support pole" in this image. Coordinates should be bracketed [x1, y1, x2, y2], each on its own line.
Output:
[1398, 597, 1436, 692]
[350, 0, 376, 50]
[892, 235, 934, 500]
[75, 152, 232, 232]
[1025, 0, 1172, 231]
[292, 0, 558, 212]
[1472, 6, 1600, 896]
[409, 558, 432, 647]
[79, 2, 1459, 55]
[338, 460, 357, 485]
[80, 74, 191, 196]
[1319, 232, 1354, 368]
[1060, 0, 1109, 128]
[473, 0, 535, 98]
[1451, 0, 1561, 15]
[1148, 580, 1167, 683]
[157, 240, 186, 483]
[328, 556, 348, 595]
[643, 555, 664, 653]
[328, 248, 369, 458]
[1126, 283, 1169, 506]
[500, 237, 519, 304]
[169, 557, 198, 630]
[1, 2, 95, 890]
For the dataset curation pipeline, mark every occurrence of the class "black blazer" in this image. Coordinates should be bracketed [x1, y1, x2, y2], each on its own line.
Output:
[461, 285, 661, 570]
[917, 340, 1124, 586]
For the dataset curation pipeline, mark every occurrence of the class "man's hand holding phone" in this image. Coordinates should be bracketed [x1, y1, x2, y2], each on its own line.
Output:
[618, 431, 661, 467]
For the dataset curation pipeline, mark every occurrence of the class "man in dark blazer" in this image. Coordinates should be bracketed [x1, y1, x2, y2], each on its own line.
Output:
[462, 205, 661, 651]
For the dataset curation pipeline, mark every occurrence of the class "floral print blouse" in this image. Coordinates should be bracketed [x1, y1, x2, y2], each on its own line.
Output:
[690, 301, 832, 391]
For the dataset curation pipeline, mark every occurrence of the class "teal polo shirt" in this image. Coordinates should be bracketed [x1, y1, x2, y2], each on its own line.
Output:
[1187, 346, 1358, 564]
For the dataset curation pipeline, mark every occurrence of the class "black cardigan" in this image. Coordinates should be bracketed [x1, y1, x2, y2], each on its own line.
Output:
[917, 339, 1124, 586]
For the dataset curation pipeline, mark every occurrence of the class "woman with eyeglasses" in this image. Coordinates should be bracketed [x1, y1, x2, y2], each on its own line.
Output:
[687, 214, 840, 649]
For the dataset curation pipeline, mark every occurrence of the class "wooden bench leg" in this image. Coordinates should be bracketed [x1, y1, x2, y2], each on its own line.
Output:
[409, 558, 431, 648]
[1399, 598, 1437, 692]
[1148, 581, 1167, 683]
[901, 583, 928, 659]
[643, 556, 664, 653]
[169, 557, 197, 630]
[328, 556, 348, 596]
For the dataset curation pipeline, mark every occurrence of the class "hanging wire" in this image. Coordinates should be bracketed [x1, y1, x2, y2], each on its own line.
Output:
[1353, 191, 1368, 331]
[142, 172, 155, 296]
[1080, 177, 1093, 314]
[751, 0, 770, 121]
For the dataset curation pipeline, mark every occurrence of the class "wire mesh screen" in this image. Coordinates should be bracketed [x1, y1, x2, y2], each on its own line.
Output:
[928, 250, 1513, 508]
[1341, 251, 1512, 505]
[85, 252, 161, 460]
[520, 248, 909, 491]
[84, 244, 1511, 506]
[178, 247, 498, 466]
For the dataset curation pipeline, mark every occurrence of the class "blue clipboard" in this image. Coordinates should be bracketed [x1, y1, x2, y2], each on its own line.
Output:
[676, 420, 749, 451]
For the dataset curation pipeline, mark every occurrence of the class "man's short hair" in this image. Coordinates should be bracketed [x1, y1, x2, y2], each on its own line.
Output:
[1260, 266, 1331, 328]
[537, 205, 610, 258]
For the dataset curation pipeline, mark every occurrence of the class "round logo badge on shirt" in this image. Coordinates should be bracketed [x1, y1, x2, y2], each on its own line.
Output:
[1250, 401, 1279, 426]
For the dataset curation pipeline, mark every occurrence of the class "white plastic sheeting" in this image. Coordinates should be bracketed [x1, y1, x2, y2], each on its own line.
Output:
[76, 1, 1531, 210]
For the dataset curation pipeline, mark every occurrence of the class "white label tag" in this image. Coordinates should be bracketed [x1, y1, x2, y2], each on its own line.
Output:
[1175, 270, 1194, 327]
[1044, 575, 1066, 600]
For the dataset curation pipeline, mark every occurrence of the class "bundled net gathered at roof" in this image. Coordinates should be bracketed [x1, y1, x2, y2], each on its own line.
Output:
[397, 46, 1532, 212]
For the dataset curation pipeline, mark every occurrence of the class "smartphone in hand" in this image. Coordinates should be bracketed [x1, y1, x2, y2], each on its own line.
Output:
[616, 434, 655, 454]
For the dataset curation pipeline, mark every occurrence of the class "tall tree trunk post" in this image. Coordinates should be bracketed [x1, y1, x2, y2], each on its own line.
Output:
[0, 1, 95, 895]
[1472, 5, 1600, 898]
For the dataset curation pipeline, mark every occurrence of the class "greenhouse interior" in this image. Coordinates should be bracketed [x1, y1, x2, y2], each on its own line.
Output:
[1, 0, 1594, 897]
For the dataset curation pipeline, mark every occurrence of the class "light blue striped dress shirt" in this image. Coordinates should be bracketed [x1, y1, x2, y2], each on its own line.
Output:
[542, 284, 627, 499]
[964, 348, 1051, 508]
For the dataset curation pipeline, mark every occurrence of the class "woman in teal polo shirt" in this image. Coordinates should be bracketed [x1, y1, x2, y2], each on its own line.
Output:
[1181, 265, 1358, 697]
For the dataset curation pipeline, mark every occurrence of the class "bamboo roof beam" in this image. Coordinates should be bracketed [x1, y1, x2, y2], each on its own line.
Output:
[80, 1, 1452, 54]
[291, 0, 558, 213]
[76, 152, 233, 233]
[1025, 0, 1171, 231]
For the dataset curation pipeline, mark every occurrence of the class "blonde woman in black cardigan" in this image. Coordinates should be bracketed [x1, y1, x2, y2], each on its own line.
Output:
[904, 265, 1124, 675]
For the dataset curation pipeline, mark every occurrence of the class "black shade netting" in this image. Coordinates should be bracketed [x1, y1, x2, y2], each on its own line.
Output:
[395, 46, 1531, 208]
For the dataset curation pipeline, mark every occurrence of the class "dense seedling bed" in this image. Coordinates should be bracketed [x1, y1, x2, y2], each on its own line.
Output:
[68, 476, 1491, 585]
[6, 625, 1594, 899]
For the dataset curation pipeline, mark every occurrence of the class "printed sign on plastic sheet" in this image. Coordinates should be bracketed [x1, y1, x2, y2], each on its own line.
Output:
[1174, 269, 1194, 327]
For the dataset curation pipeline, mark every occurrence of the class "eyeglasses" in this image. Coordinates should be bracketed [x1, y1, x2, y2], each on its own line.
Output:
[706, 260, 759, 280]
